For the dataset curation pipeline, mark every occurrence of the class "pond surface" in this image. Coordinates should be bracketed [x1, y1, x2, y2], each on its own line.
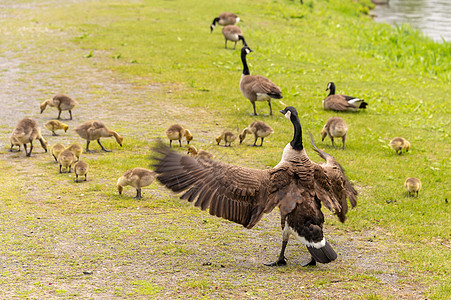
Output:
[371, 0, 451, 42]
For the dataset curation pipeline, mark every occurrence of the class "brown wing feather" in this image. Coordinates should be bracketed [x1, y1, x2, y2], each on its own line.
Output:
[250, 75, 282, 96]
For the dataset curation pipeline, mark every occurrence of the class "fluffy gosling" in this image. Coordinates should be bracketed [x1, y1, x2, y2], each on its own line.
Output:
[239, 121, 274, 146]
[40, 94, 78, 120]
[74, 120, 123, 153]
[166, 124, 193, 147]
[66, 143, 83, 161]
[216, 130, 237, 147]
[321, 117, 348, 150]
[10, 118, 47, 157]
[45, 120, 69, 136]
[51, 143, 66, 162]
[389, 137, 410, 155]
[117, 168, 157, 199]
[187, 145, 214, 159]
[74, 160, 89, 182]
[404, 177, 421, 197]
[58, 149, 76, 173]
[9, 135, 21, 152]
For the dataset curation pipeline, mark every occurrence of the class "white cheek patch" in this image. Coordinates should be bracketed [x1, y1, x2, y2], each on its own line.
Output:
[284, 110, 291, 120]
[327, 83, 331, 89]
[245, 48, 251, 54]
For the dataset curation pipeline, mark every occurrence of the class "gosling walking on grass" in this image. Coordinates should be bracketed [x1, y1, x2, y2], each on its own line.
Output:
[389, 137, 410, 155]
[117, 168, 157, 199]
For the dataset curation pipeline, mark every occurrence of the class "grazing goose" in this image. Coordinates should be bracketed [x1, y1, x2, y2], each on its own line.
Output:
[239, 121, 274, 146]
[389, 137, 410, 155]
[50, 143, 66, 162]
[222, 25, 247, 49]
[74, 160, 89, 182]
[321, 117, 348, 150]
[187, 145, 214, 160]
[74, 120, 123, 153]
[117, 168, 157, 199]
[404, 177, 421, 197]
[45, 120, 69, 136]
[323, 82, 368, 112]
[153, 106, 357, 267]
[216, 130, 237, 147]
[240, 46, 283, 115]
[66, 143, 83, 161]
[210, 12, 240, 32]
[58, 149, 76, 173]
[166, 124, 193, 147]
[40, 94, 78, 120]
[10, 118, 47, 157]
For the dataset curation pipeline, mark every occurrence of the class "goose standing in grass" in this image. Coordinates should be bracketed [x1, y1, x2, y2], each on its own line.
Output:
[66, 143, 83, 161]
[50, 143, 66, 162]
[239, 121, 274, 146]
[239, 46, 283, 115]
[74, 120, 123, 153]
[404, 177, 421, 197]
[187, 145, 214, 159]
[216, 130, 237, 147]
[153, 106, 357, 267]
[323, 82, 368, 112]
[74, 160, 89, 182]
[166, 124, 193, 147]
[389, 137, 410, 155]
[58, 149, 76, 173]
[222, 25, 247, 49]
[45, 120, 69, 136]
[321, 117, 348, 150]
[40, 94, 78, 120]
[210, 12, 239, 32]
[10, 118, 47, 157]
[117, 168, 157, 199]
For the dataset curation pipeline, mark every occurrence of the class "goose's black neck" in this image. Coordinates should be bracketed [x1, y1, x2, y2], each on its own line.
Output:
[290, 112, 303, 151]
[328, 83, 336, 96]
[238, 36, 247, 47]
[241, 49, 250, 75]
[211, 17, 219, 26]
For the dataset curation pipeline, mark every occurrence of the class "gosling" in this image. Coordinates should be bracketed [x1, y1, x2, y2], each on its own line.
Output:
[239, 121, 274, 146]
[321, 117, 348, 150]
[66, 143, 83, 161]
[50, 143, 66, 162]
[166, 124, 193, 147]
[10, 118, 47, 157]
[74, 120, 123, 153]
[216, 130, 237, 147]
[187, 145, 214, 159]
[74, 160, 89, 182]
[117, 168, 157, 199]
[58, 149, 76, 173]
[45, 120, 69, 136]
[9, 135, 21, 152]
[404, 177, 421, 197]
[40, 94, 78, 120]
[389, 137, 410, 155]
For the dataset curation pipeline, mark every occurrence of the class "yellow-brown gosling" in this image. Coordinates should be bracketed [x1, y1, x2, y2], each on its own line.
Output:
[165, 124, 193, 147]
[40, 94, 78, 120]
[117, 168, 157, 199]
[66, 143, 83, 161]
[45, 120, 69, 136]
[216, 130, 237, 147]
[10, 118, 47, 157]
[74, 120, 123, 153]
[389, 137, 410, 155]
[9, 134, 21, 152]
[50, 143, 66, 162]
[404, 177, 421, 197]
[210, 12, 240, 32]
[321, 117, 348, 150]
[74, 160, 89, 182]
[58, 149, 76, 173]
[187, 145, 214, 159]
[239, 121, 274, 146]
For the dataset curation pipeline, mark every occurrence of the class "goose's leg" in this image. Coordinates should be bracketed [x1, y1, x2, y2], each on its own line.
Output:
[268, 100, 273, 115]
[135, 188, 142, 199]
[224, 39, 227, 49]
[331, 137, 335, 148]
[169, 140, 172, 148]
[252, 102, 258, 116]
[86, 141, 94, 153]
[27, 141, 33, 157]
[264, 240, 288, 266]
[59, 164, 63, 174]
[52, 131, 57, 136]
[260, 137, 264, 146]
[24, 144, 29, 156]
[302, 256, 317, 267]
[75, 174, 79, 182]
[69, 110, 73, 120]
[179, 140, 182, 147]
[253, 136, 258, 146]
[233, 41, 237, 50]
[342, 136, 346, 150]
[57, 110, 62, 120]
[98, 139, 111, 152]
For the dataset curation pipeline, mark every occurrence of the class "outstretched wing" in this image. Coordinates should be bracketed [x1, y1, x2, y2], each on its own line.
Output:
[152, 143, 291, 228]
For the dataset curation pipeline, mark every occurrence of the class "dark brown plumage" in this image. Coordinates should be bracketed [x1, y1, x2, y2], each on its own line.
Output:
[323, 82, 368, 112]
[153, 106, 357, 267]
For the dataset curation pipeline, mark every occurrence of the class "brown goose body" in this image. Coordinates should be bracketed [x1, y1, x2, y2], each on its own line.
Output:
[210, 12, 240, 32]
[40, 94, 78, 120]
[321, 117, 348, 150]
[74, 160, 89, 182]
[10, 118, 47, 156]
[58, 149, 76, 173]
[50, 143, 66, 162]
[66, 143, 83, 160]
[323, 82, 367, 112]
[239, 121, 274, 146]
[74, 120, 123, 153]
[405, 177, 421, 197]
[222, 25, 247, 49]
[166, 124, 193, 147]
[216, 130, 237, 147]
[117, 168, 157, 199]
[389, 137, 410, 155]
[154, 106, 357, 267]
[45, 120, 69, 136]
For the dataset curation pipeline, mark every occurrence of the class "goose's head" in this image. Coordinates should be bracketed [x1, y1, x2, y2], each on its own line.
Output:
[280, 106, 298, 121]
[184, 129, 193, 144]
[326, 82, 335, 91]
[241, 46, 253, 56]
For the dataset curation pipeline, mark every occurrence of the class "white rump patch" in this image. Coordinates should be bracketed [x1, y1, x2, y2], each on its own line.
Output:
[284, 222, 326, 249]
[348, 98, 362, 105]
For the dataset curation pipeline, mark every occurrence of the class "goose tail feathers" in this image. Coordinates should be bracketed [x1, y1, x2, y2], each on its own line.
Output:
[307, 241, 337, 264]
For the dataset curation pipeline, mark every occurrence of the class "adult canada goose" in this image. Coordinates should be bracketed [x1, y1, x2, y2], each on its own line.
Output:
[166, 124, 193, 147]
[210, 12, 240, 32]
[66, 143, 83, 161]
[222, 25, 247, 49]
[45, 120, 69, 136]
[74, 160, 89, 182]
[10, 118, 47, 157]
[117, 168, 157, 199]
[153, 106, 357, 267]
[74, 120, 123, 153]
[50, 143, 66, 162]
[40, 94, 78, 120]
[321, 117, 348, 150]
[187, 145, 214, 160]
[216, 130, 237, 147]
[389, 137, 410, 155]
[404, 177, 421, 197]
[240, 46, 283, 116]
[58, 149, 76, 173]
[239, 121, 274, 146]
[323, 82, 368, 112]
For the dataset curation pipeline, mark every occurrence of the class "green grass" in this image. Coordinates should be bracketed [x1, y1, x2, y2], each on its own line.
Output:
[0, 0, 450, 298]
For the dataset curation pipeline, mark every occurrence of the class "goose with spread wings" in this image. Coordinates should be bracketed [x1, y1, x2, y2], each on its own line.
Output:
[153, 106, 357, 266]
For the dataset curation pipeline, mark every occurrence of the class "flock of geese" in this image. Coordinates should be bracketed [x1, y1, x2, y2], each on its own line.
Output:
[6, 10, 421, 268]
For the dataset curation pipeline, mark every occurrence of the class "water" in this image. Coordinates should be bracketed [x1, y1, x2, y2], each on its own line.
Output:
[371, 0, 451, 42]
